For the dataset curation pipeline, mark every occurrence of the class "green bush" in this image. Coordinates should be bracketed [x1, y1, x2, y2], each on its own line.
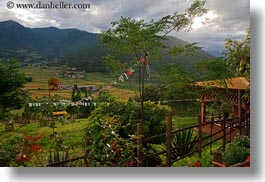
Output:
[88, 99, 170, 141]
[0, 134, 24, 166]
[84, 116, 135, 167]
[84, 95, 170, 166]
[223, 135, 250, 166]
[230, 135, 250, 148]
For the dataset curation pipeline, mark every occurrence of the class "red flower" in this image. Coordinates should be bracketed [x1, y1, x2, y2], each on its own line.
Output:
[16, 152, 24, 161]
[246, 155, 250, 161]
[139, 57, 145, 63]
[31, 144, 41, 152]
[193, 161, 201, 167]
[16, 152, 31, 162]
[24, 134, 41, 142]
[128, 160, 136, 167]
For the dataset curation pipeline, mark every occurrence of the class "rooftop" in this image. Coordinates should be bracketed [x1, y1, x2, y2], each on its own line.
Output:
[52, 111, 68, 116]
[196, 77, 249, 90]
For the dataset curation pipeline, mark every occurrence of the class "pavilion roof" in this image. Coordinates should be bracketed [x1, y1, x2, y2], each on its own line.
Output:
[196, 77, 249, 90]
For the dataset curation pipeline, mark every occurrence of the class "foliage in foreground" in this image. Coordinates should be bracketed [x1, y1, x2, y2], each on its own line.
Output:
[0, 134, 24, 166]
[84, 116, 135, 167]
[84, 94, 170, 166]
[172, 140, 223, 167]
[170, 128, 198, 159]
[88, 96, 170, 140]
[222, 135, 250, 166]
[0, 59, 29, 121]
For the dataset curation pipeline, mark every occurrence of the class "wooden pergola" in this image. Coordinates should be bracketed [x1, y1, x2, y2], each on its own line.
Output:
[196, 77, 250, 124]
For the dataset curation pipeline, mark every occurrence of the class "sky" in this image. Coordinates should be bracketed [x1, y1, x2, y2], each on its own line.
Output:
[0, 0, 250, 56]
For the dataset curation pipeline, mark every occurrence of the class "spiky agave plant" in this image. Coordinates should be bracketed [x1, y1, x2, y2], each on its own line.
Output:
[170, 128, 198, 159]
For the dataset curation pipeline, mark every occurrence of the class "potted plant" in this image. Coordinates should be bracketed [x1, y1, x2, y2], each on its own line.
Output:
[212, 135, 250, 167]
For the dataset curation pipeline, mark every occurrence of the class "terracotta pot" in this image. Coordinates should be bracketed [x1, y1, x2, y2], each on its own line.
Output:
[212, 161, 227, 167]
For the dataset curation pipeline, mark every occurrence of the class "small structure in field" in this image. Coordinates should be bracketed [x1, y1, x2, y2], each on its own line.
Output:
[5, 121, 14, 132]
[52, 111, 68, 117]
[60, 67, 85, 79]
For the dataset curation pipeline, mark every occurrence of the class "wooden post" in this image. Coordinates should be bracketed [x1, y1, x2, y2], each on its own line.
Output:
[84, 138, 89, 167]
[197, 115, 202, 158]
[238, 89, 242, 135]
[137, 123, 143, 167]
[201, 99, 206, 124]
[210, 114, 214, 154]
[247, 112, 250, 136]
[223, 113, 227, 150]
[166, 112, 172, 167]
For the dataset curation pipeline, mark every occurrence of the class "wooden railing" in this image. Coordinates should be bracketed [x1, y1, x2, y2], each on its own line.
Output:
[43, 112, 250, 167]
[137, 112, 250, 167]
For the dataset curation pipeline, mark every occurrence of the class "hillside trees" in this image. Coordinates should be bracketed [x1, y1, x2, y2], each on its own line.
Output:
[225, 28, 250, 79]
[0, 59, 29, 121]
[192, 58, 233, 81]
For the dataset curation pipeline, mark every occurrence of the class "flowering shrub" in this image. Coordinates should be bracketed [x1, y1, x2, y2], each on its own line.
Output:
[89, 99, 170, 142]
[17, 134, 45, 166]
[84, 96, 170, 166]
[84, 116, 135, 166]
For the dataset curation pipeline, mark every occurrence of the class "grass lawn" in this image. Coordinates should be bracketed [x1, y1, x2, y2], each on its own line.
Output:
[172, 116, 197, 129]
[0, 118, 91, 166]
[0, 118, 90, 152]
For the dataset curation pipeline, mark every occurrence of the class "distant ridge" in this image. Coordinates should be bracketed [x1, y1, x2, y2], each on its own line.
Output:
[0, 20, 214, 72]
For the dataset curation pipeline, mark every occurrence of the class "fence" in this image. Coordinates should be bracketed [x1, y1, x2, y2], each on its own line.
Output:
[44, 112, 250, 167]
[137, 112, 250, 167]
[46, 155, 84, 167]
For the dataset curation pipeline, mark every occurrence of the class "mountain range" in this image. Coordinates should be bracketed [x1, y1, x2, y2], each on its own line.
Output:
[0, 20, 214, 72]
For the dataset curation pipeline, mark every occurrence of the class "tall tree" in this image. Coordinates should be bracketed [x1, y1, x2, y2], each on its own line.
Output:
[101, 1, 208, 165]
[0, 59, 29, 121]
[101, 0, 208, 75]
[48, 77, 61, 96]
[225, 28, 250, 79]
[101, 0, 208, 116]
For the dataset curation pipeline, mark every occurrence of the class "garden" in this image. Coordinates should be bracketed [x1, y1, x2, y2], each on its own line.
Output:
[0, 0, 250, 167]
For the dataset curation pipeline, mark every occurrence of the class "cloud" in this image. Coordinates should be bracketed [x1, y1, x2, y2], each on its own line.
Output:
[174, 0, 249, 53]
[0, 0, 250, 53]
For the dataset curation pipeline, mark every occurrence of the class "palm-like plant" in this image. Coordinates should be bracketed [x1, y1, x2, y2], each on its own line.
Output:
[170, 128, 198, 159]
